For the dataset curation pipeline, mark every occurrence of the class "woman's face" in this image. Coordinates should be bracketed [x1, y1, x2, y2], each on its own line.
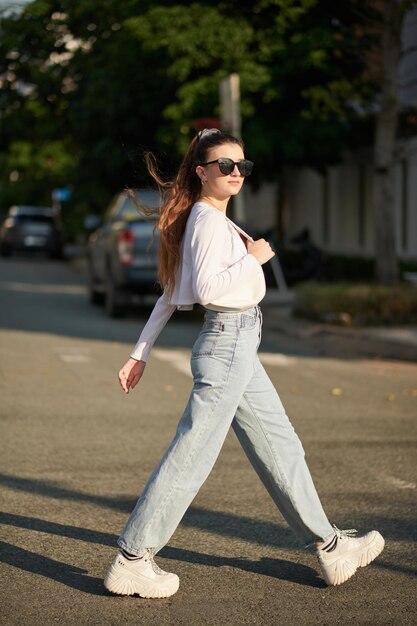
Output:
[197, 142, 246, 201]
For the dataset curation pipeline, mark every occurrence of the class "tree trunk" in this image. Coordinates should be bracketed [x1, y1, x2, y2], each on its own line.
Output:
[277, 168, 290, 245]
[373, 0, 404, 284]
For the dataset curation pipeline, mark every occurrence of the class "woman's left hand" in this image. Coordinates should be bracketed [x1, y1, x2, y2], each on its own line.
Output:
[118, 358, 146, 394]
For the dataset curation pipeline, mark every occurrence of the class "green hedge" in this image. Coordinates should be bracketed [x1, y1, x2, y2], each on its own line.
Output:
[294, 282, 417, 325]
[322, 255, 417, 282]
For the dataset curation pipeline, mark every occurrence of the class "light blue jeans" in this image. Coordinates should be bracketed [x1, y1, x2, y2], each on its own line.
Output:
[119, 306, 334, 556]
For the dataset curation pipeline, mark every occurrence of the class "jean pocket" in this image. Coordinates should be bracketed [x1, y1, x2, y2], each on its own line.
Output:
[239, 314, 257, 330]
[192, 321, 224, 357]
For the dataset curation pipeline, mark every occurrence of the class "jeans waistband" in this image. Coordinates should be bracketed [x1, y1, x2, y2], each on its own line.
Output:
[204, 305, 261, 321]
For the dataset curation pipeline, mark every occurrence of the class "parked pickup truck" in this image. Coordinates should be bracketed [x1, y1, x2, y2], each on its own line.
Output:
[86, 189, 161, 317]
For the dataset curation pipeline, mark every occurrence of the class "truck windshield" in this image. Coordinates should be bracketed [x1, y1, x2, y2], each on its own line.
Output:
[118, 191, 160, 221]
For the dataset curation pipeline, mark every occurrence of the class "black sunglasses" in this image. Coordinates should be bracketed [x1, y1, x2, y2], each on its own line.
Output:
[202, 157, 254, 177]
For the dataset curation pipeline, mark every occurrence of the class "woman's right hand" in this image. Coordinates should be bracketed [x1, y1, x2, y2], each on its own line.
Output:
[247, 238, 275, 265]
[118, 357, 146, 394]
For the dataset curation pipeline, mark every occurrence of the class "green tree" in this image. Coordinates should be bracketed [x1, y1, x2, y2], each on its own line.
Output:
[2, 0, 413, 271]
[127, 1, 416, 284]
[127, 1, 380, 175]
[0, 1, 78, 218]
[0, 0, 175, 229]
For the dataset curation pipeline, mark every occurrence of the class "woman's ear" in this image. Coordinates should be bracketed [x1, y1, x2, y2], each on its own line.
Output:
[195, 165, 204, 182]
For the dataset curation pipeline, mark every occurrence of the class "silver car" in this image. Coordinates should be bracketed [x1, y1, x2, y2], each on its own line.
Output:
[0, 205, 64, 258]
[86, 189, 161, 317]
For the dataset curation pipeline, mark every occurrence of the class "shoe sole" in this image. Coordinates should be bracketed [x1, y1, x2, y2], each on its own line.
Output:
[320, 555, 357, 586]
[104, 567, 180, 598]
[319, 531, 385, 586]
[356, 531, 385, 569]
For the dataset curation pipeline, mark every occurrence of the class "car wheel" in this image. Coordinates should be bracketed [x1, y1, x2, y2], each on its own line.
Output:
[0, 244, 12, 257]
[88, 274, 104, 305]
[49, 246, 63, 260]
[105, 275, 126, 318]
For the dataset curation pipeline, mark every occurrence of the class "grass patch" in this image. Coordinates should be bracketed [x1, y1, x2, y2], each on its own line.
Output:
[294, 282, 417, 326]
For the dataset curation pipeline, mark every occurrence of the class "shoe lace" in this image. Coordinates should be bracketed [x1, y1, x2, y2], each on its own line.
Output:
[146, 549, 165, 575]
[332, 524, 358, 539]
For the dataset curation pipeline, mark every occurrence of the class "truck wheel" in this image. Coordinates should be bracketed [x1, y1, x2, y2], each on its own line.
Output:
[87, 262, 104, 305]
[105, 276, 126, 318]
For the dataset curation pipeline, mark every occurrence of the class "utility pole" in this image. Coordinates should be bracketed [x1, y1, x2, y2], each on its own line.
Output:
[219, 74, 245, 223]
[220, 74, 290, 298]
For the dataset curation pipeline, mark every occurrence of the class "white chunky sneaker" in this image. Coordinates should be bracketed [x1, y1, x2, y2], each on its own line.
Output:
[317, 527, 385, 586]
[104, 549, 179, 598]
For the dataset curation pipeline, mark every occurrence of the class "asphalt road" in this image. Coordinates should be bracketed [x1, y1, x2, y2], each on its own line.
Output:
[0, 255, 416, 626]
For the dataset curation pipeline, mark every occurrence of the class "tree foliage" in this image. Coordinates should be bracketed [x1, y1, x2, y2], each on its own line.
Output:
[0, 0, 393, 232]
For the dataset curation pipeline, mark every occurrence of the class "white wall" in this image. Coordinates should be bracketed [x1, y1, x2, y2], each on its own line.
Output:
[243, 183, 277, 233]
[231, 137, 416, 262]
[283, 136, 417, 260]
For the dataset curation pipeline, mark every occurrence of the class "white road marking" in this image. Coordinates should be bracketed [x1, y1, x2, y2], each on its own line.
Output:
[152, 348, 294, 378]
[259, 352, 293, 366]
[153, 348, 192, 377]
[385, 476, 416, 490]
[55, 347, 92, 364]
[0, 281, 86, 295]
[59, 354, 91, 363]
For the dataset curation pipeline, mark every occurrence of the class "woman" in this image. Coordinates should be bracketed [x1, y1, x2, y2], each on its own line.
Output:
[104, 128, 384, 598]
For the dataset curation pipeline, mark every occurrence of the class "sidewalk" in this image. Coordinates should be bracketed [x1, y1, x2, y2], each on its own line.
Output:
[261, 289, 417, 363]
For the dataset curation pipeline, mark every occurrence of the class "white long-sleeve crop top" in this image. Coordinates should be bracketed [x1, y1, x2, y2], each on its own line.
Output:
[130, 201, 266, 362]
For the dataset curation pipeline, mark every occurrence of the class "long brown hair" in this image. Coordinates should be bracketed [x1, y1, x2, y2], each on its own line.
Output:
[149, 129, 244, 299]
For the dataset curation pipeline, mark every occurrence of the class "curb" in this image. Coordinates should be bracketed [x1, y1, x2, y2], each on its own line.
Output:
[262, 308, 417, 363]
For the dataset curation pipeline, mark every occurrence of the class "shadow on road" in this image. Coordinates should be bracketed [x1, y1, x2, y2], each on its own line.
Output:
[0, 514, 325, 591]
[2, 508, 415, 598]
[0, 473, 134, 512]
[3, 508, 416, 595]
[0, 512, 118, 546]
[1, 472, 416, 579]
[0, 540, 104, 595]
[0, 256, 205, 350]
[0, 473, 294, 550]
